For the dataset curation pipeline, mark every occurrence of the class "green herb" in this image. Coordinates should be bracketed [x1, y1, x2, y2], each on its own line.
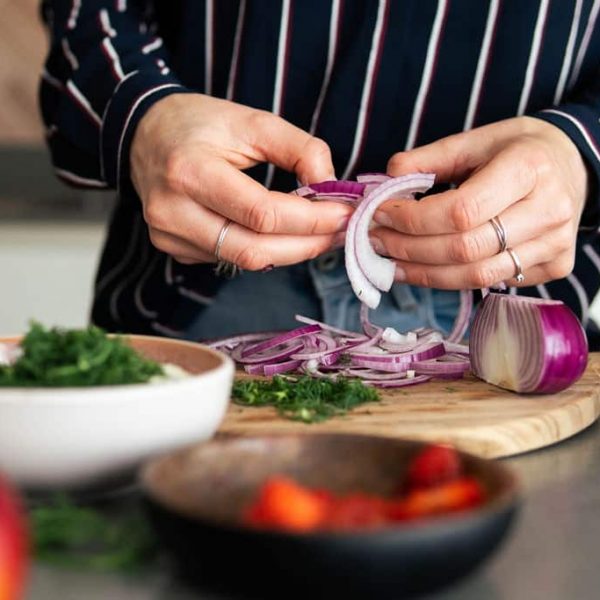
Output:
[232, 375, 379, 423]
[0, 322, 163, 387]
[30, 496, 157, 572]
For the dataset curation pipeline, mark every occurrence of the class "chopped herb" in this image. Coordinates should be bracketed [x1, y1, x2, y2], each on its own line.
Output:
[232, 375, 379, 423]
[30, 496, 157, 572]
[0, 322, 163, 387]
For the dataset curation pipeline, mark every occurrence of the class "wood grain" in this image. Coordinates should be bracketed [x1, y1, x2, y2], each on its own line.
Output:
[219, 353, 600, 458]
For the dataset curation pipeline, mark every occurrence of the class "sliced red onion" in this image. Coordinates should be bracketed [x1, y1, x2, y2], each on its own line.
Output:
[232, 342, 304, 365]
[294, 314, 366, 339]
[356, 172, 391, 184]
[364, 375, 431, 388]
[469, 293, 588, 393]
[410, 357, 470, 376]
[241, 324, 321, 358]
[347, 174, 435, 304]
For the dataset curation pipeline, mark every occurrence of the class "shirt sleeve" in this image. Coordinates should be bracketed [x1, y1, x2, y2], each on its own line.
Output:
[532, 65, 600, 228]
[40, 0, 190, 190]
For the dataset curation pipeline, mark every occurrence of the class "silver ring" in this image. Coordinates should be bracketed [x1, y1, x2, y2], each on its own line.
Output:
[214, 219, 240, 278]
[214, 219, 233, 261]
[490, 216, 507, 254]
[506, 247, 525, 283]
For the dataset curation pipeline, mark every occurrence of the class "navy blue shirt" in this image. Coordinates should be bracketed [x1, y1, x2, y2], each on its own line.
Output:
[40, 1, 600, 342]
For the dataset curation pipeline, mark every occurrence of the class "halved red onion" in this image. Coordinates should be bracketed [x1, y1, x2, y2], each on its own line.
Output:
[469, 293, 588, 393]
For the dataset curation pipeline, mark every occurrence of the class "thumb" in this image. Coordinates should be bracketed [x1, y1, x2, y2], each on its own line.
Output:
[387, 129, 494, 183]
[250, 112, 336, 184]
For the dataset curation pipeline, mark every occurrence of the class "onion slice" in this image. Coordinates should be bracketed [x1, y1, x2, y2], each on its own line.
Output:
[469, 293, 588, 393]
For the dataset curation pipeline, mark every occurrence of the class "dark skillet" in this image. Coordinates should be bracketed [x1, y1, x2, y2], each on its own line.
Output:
[140, 433, 519, 599]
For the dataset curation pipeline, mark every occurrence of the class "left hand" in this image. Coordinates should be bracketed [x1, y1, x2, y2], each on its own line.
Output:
[371, 116, 589, 289]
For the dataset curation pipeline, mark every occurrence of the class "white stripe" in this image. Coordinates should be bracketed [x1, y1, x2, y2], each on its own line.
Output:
[227, 0, 247, 100]
[540, 108, 600, 163]
[62, 38, 79, 70]
[567, 273, 589, 326]
[517, 0, 549, 116]
[142, 38, 163, 54]
[102, 38, 126, 80]
[553, 0, 583, 105]
[99, 9, 117, 37]
[115, 84, 183, 187]
[42, 69, 64, 90]
[404, 0, 447, 150]
[160, 67, 170, 75]
[110, 222, 148, 324]
[95, 216, 142, 296]
[309, 0, 342, 135]
[54, 168, 108, 188]
[342, 0, 388, 179]
[568, 0, 600, 90]
[264, 0, 292, 189]
[66, 80, 102, 126]
[177, 286, 214, 306]
[463, 0, 499, 131]
[67, 0, 81, 29]
[134, 254, 160, 318]
[116, 0, 127, 12]
[205, 0, 214, 95]
[536, 283, 551, 299]
[99, 69, 139, 180]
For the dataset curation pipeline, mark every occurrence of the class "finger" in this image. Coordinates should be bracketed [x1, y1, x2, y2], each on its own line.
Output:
[183, 160, 352, 236]
[153, 197, 340, 270]
[392, 234, 571, 289]
[243, 111, 336, 184]
[376, 143, 537, 235]
[148, 228, 216, 263]
[370, 192, 569, 265]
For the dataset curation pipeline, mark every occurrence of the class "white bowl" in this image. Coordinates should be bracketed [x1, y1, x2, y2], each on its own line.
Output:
[0, 335, 234, 489]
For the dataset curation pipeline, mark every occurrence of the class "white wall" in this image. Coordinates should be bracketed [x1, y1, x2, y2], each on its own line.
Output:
[0, 222, 105, 334]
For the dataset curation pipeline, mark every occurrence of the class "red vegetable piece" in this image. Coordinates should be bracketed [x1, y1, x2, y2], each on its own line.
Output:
[388, 477, 486, 521]
[243, 477, 328, 532]
[325, 494, 387, 530]
[406, 444, 462, 490]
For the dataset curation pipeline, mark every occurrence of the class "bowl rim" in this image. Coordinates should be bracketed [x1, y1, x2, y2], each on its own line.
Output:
[140, 432, 521, 540]
[0, 333, 234, 400]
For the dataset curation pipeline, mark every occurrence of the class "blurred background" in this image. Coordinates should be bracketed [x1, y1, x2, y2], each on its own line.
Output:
[0, 0, 112, 334]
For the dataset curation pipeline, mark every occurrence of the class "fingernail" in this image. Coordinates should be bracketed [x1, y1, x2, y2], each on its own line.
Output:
[374, 211, 393, 227]
[370, 236, 386, 255]
[395, 265, 406, 281]
[331, 231, 346, 249]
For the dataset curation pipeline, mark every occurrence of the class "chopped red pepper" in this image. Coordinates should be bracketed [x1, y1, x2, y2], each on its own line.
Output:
[405, 444, 462, 490]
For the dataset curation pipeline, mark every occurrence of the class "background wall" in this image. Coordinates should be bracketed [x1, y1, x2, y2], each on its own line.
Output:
[0, 0, 109, 334]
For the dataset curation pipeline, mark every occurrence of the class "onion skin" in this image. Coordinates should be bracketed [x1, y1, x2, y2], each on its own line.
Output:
[470, 293, 588, 394]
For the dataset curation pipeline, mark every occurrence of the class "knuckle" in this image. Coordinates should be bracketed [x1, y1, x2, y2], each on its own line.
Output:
[164, 150, 189, 190]
[387, 153, 409, 175]
[555, 227, 574, 253]
[148, 228, 168, 253]
[471, 265, 499, 289]
[450, 194, 479, 232]
[449, 233, 481, 264]
[144, 198, 168, 231]
[549, 199, 573, 225]
[548, 254, 575, 279]
[307, 136, 331, 161]
[173, 255, 197, 265]
[246, 201, 277, 233]
[234, 245, 270, 271]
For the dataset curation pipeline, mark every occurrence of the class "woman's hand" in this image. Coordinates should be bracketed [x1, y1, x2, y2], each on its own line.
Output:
[130, 94, 351, 270]
[371, 116, 589, 289]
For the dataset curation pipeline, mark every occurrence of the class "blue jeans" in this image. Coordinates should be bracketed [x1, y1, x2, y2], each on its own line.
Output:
[187, 249, 461, 341]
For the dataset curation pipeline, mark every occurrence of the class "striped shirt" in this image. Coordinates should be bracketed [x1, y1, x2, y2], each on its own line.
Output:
[40, 1, 600, 344]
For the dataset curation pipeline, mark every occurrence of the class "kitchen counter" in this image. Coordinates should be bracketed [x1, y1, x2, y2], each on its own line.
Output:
[26, 419, 600, 600]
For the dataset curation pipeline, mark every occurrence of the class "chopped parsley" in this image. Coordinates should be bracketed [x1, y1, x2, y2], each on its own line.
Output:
[232, 375, 379, 423]
[0, 322, 163, 387]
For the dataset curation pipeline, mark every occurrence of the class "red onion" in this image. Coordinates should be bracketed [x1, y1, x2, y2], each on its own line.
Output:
[469, 293, 588, 393]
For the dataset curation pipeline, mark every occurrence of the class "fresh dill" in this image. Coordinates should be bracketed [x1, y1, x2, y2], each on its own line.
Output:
[232, 375, 379, 423]
[0, 322, 163, 387]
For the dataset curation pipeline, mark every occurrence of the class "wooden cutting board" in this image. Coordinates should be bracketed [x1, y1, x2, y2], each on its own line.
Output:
[219, 353, 600, 458]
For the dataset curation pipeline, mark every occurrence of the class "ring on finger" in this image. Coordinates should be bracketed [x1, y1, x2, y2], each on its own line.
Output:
[489, 216, 508, 254]
[506, 247, 525, 283]
[214, 219, 240, 278]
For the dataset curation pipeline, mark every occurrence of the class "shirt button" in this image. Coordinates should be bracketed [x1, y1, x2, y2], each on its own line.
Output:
[316, 251, 340, 272]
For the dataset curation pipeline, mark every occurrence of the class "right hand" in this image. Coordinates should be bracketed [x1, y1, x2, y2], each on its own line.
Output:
[130, 93, 351, 270]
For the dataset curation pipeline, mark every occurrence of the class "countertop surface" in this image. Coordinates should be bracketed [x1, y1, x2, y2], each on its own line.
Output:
[26, 418, 600, 600]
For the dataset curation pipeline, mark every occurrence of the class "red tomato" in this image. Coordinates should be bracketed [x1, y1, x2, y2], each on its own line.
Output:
[405, 445, 462, 490]
[0, 475, 28, 600]
[324, 494, 387, 530]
